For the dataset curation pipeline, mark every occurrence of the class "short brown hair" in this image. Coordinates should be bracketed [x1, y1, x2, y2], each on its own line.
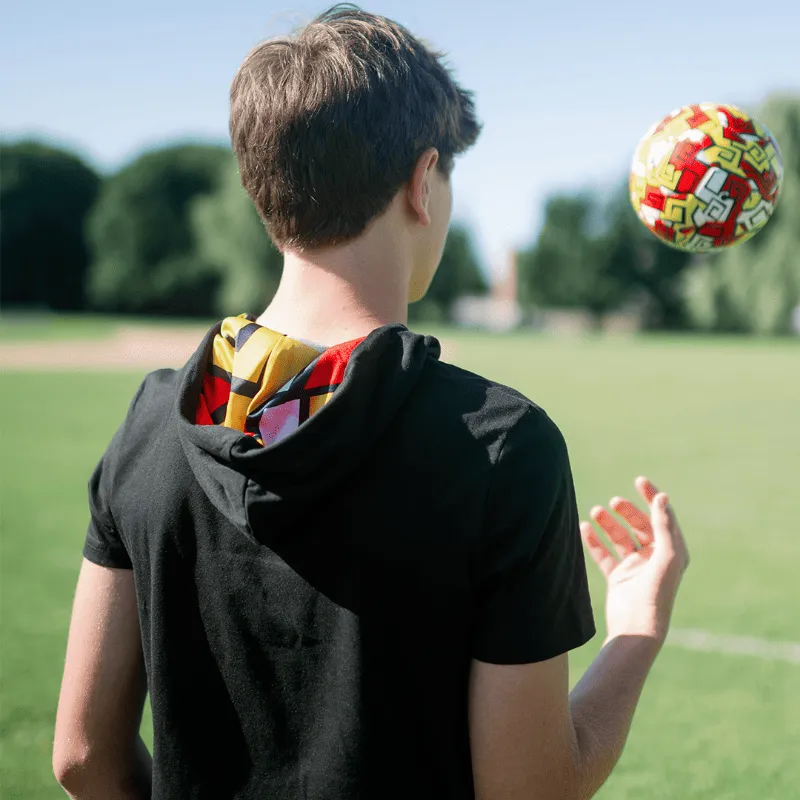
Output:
[229, 4, 481, 250]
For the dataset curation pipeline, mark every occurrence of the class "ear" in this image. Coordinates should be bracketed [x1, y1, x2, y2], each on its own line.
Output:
[406, 147, 440, 226]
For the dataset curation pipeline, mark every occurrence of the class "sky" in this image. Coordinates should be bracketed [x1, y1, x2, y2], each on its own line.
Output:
[3, 0, 799, 276]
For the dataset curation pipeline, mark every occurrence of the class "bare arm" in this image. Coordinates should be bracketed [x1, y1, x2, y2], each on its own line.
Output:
[567, 634, 660, 797]
[54, 559, 152, 800]
[470, 637, 658, 800]
[470, 477, 689, 800]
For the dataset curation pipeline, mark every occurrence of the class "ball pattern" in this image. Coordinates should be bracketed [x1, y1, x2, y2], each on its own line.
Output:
[630, 103, 782, 251]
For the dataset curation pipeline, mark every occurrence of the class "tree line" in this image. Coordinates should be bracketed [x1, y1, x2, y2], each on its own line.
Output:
[1, 92, 797, 333]
[0, 142, 487, 322]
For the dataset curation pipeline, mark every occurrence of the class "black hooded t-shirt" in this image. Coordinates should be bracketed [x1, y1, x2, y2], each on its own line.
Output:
[83, 319, 595, 799]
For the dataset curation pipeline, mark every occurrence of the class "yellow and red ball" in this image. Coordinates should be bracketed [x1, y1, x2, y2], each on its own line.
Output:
[630, 103, 782, 251]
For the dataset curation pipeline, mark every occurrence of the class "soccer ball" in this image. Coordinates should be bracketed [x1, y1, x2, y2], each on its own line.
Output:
[630, 103, 782, 252]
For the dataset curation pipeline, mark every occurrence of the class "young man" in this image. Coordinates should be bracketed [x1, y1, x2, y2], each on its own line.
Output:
[54, 6, 689, 799]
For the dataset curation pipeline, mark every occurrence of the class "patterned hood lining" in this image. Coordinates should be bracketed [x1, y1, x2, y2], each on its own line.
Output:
[195, 314, 365, 447]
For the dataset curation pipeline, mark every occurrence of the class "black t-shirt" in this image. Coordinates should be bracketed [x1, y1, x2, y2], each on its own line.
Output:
[84, 321, 594, 799]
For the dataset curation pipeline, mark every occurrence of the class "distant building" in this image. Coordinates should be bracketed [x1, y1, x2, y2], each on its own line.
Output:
[452, 250, 523, 331]
[792, 305, 800, 336]
[600, 302, 647, 334]
[452, 251, 646, 335]
[534, 308, 596, 335]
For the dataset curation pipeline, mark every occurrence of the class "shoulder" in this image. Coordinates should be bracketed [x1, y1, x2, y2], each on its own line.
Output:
[134, 366, 182, 403]
[413, 357, 568, 467]
[427, 359, 566, 448]
[104, 367, 182, 466]
[126, 367, 181, 429]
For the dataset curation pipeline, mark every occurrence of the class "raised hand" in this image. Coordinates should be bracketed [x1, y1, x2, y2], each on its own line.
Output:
[580, 476, 690, 646]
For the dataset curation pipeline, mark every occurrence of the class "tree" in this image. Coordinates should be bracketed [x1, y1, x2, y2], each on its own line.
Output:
[0, 142, 101, 310]
[684, 94, 800, 334]
[517, 193, 622, 321]
[517, 187, 693, 329]
[602, 188, 692, 330]
[410, 224, 488, 321]
[86, 144, 231, 316]
[190, 163, 283, 317]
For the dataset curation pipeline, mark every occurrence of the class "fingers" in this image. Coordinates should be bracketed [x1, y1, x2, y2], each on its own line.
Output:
[635, 476, 659, 506]
[579, 522, 616, 578]
[609, 496, 653, 546]
[582, 478, 689, 580]
[590, 506, 638, 559]
[650, 492, 689, 571]
[650, 492, 675, 554]
[608, 476, 659, 546]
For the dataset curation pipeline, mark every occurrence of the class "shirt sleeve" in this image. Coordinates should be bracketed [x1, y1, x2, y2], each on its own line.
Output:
[471, 407, 595, 664]
[83, 445, 132, 569]
[82, 380, 149, 570]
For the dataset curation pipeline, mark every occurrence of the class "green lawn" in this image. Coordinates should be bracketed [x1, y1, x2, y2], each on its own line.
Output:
[1, 327, 799, 799]
[0, 312, 216, 341]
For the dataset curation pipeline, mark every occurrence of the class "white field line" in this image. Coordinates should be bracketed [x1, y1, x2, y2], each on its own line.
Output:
[666, 628, 800, 664]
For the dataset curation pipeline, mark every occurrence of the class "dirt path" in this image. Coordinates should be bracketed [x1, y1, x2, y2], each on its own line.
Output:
[0, 326, 210, 371]
[0, 325, 458, 370]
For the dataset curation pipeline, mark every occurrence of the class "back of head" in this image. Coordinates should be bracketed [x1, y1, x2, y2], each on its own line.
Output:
[230, 4, 481, 251]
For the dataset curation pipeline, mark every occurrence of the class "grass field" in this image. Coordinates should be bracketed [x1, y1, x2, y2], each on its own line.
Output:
[2, 322, 799, 799]
[0, 312, 216, 341]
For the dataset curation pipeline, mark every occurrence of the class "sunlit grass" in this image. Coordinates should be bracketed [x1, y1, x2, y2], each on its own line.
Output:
[1, 326, 798, 798]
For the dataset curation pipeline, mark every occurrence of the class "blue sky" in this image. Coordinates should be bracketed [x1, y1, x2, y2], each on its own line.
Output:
[3, 0, 799, 275]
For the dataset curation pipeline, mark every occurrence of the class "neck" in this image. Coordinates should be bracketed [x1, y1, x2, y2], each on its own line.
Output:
[256, 218, 412, 345]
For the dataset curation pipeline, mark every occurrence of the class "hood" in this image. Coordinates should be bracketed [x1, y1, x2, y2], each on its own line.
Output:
[175, 315, 441, 541]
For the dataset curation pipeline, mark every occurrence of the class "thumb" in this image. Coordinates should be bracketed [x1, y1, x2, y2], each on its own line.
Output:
[650, 492, 674, 553]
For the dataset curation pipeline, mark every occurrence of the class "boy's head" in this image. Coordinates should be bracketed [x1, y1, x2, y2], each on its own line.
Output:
[230, 4, 481, 300]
